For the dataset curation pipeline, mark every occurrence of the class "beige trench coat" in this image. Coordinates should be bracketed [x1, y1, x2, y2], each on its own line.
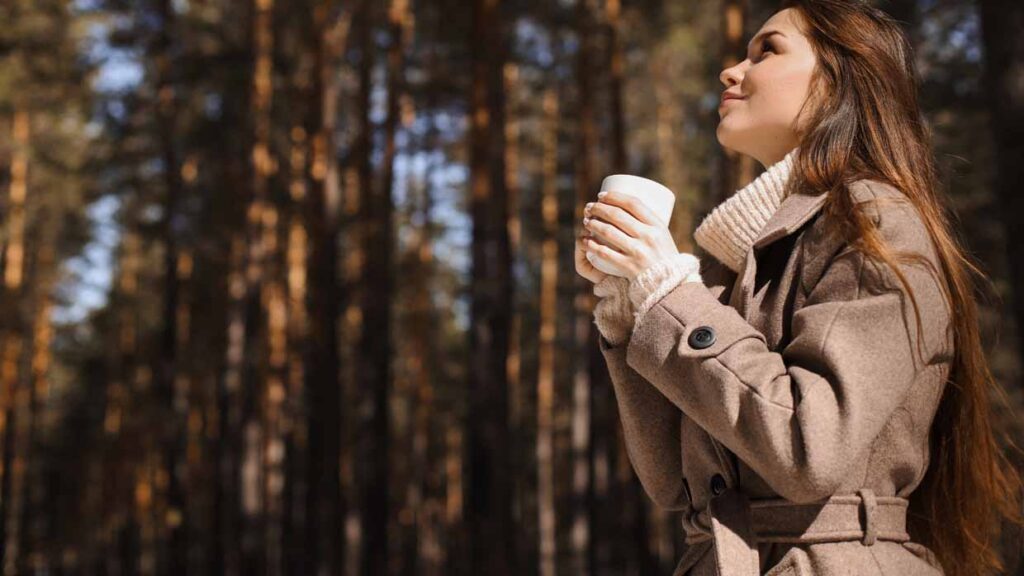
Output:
[599, 179, 954, 575]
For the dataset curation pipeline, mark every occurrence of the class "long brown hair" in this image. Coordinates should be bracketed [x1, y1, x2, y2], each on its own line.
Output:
[773, 1, 1023, 574]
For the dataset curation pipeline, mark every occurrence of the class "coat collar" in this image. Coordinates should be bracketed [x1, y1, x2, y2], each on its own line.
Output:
[731, 188, 830, 316]
[750, 188, 830, 251]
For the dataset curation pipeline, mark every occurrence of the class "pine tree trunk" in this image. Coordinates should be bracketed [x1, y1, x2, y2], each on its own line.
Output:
[304, 1, 351, 574]
[0, 107, 30, 575]
[978, 0, 1024, 376]
[574, 1, 596, 573]
[977, 13, 1024, 574]
[466, 0, 514, 574]
[154, 0, 187, 569]
[0, 109, 30, 570]
[360, 0, 406, 569]
[537, 87, 559, 576]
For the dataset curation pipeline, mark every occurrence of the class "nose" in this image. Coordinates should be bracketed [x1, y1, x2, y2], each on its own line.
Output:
[719, 59, 747, 88]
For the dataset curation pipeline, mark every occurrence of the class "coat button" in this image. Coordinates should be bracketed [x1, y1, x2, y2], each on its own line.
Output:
[688, 326, 716, 349]
[710, 473, 727, 496]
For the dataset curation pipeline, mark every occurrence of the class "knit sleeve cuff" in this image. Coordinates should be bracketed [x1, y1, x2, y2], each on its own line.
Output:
[592, 275, 633, 347]
[628, 252, 703, 325]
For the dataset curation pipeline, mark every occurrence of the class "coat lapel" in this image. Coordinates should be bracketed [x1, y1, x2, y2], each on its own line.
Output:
[731, 190, 830, 317]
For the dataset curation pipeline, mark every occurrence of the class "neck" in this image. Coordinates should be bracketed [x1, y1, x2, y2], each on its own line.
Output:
[693, 147, 798, 273]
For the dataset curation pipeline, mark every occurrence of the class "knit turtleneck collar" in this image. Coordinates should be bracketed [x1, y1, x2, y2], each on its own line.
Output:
[693, 147, 799, 273]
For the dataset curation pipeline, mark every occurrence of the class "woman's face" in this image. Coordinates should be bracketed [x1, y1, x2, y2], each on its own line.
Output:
[717, 8, 818, 168]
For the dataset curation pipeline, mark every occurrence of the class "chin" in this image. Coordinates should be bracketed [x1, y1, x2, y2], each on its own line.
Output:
[715, 124, 747, 156]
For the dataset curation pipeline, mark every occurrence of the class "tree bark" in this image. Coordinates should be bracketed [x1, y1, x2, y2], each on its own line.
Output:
[977, 4, 1024, 570]
[466, 0, 514, 574]
[537, 87, 559, 576]
[153, 0, 187, 569]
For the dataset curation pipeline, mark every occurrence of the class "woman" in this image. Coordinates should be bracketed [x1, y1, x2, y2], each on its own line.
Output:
[574, 1, 1022, 575]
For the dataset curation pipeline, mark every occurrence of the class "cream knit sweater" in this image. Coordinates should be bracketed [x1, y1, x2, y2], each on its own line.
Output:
[592, 147, 798, 346]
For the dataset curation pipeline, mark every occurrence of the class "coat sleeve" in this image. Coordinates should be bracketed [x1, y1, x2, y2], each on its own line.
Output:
[600, 335, 688, 510]
[598, 256, 738, 510]
[622, 198, 953, 503]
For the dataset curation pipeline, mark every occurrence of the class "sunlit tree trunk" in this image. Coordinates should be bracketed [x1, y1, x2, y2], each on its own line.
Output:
[219, 232, 247, 576]
[2, 110, 28, 293]
[0, 109, 30, 568]
[537, 87, 559, 576]
[21, 213, 58, 573]
[282, 118, 310, 576]
[338, 15, 364, 573]
[573, 0, 596, 573]
[237, 0, 276, 571]
[504, 60, 539, 575]
[0, 107, 30, 576]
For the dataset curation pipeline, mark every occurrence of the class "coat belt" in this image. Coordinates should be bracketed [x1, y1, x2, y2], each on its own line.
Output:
[689, 487, 910, 576]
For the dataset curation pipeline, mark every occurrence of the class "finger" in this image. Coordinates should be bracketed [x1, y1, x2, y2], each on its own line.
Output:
[597, 190, 665, 228]
[585, 216, 636, 255]
[587, 201, 645, 238]
[584, 236, 628, 268]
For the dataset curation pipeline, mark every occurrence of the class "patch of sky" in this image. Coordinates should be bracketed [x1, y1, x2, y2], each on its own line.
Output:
[443, 182, 471, 331]
[55, 3, 144, 327]
[515, 18, 554, 68]
[204, 92, 223, 119]
[53, 195, 121, 326]
[920, 4, 981, 63]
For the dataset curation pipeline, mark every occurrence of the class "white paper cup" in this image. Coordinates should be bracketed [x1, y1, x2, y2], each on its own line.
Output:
[586, 175, 676, 278]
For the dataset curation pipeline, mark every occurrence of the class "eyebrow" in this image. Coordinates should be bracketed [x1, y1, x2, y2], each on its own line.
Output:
[747, 30, 786, 57]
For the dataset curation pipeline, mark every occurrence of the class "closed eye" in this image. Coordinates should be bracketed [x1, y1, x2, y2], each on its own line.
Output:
[759, 39, 774, 59]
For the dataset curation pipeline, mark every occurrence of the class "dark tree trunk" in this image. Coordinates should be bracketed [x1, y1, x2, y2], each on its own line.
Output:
[359, 0, 397, 572]
[466, 0, 514, 574]
[154, 0, 187, 570]
[978, 0, 1024, 368]
[977, 4, 1024, 570]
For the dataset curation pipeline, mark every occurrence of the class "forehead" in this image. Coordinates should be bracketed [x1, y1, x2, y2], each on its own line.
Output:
[755, 8, 806, 37]
[748, 7, 810, 52]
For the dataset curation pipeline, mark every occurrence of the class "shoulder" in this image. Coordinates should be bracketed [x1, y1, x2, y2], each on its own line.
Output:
[844, 179, 954, 362]
[846, 178, 940, 267]
[801, 178, 944, 297]
[848, 179, 926, 239]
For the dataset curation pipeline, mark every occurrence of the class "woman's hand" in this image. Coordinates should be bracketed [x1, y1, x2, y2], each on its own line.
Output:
[575, 226, 608, 285]
[582, 191, 679, 280]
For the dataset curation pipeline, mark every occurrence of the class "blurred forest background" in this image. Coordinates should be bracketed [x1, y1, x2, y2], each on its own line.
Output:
[0, 0, 1021, 574]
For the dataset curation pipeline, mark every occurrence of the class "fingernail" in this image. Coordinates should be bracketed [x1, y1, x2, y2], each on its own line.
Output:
[597, 191, 607, 199]
[583, 217, 590, 225]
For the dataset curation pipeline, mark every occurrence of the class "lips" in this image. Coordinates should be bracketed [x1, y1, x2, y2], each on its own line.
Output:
[719, 93, 745, 106]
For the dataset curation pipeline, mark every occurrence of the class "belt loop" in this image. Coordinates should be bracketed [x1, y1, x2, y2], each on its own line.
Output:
[858, 488, 878, 546]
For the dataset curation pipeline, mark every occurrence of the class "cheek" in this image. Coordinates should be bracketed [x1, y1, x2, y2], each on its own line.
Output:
[746, 63, 814, 125]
